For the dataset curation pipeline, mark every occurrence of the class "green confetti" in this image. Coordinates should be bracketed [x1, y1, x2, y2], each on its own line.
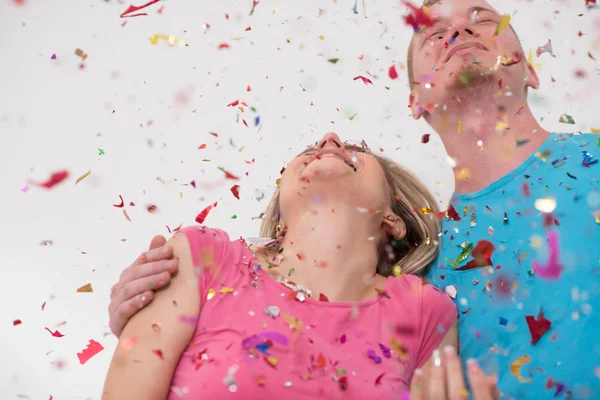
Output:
[288, 268, 295, 277]
[231, 215, 237, 219]
[98, 148, 105, 156]
[596, 137, 600, 147]
[516, 139, 530, 147]
[445, 243, 474, 268]
[558, 114, 575, 124]
[337, 369, 346, 374]
[328, 58, 340, 64]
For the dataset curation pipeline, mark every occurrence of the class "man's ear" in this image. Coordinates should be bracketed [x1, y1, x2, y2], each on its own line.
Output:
[382, 215, 407, 240]
[525, 62, 540, 90]
[409, 91, 424, 120]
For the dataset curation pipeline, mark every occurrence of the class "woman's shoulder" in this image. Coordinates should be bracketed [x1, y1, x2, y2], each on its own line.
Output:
[177, 226, 251, 266]
[386, 274, 456, 310]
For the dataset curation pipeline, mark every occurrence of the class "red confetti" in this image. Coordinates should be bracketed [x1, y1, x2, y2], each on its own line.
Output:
[402, 0, 434, 31]
[457, 240, 494, 270]
[77, 340, 104, 365]
[113, 195, 125, 208]
[585, 0, 596, 5]
[224, 170, 239, 180]
[198, 143, 207, 149]
[120, 0, 160, 18]
[353, 75, 373, 85]
[447, 204, 461, 221]
[45, 327, 64, 337]
[13, 319, 22, 326]
[315, 352, 327, 369]
[421, 134, 430, 143]
[153, 349, 164, 359]
[195, 202, 217, 224]
[218, 43, 230, 49]
[521, 183, 531, 198]
[388, 65, 398, 80]
[230, 185, 240, 199]
[29, 170, 69, 189]
[319, 293, 329, 302]
[227, 100, 240, 107]
[525, 311, 552, 344]
[375, 372, 385, 385]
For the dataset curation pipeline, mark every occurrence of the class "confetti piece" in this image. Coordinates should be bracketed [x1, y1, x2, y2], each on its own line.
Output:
[230, 185, 240, 199]
[153, 349, 164, 359]
[456, 240, 494, 270]
[50, 53, 56, 60]
[206, 288, 216, 300]
[179, 314, 199, 325]
[445, 243, 474, 268]
[390, 337, 408, 359]
[120, 0, 160, 18]
[402, 0, 434, 31]
[525, 311, 552, 344]
[28, 170, 69, 189]
[13, 319, 22, 326]
[367, 349, 382, 364]
[532, 230, 563, 280]
[558, 114, 575, 124]
[21, 185, 30, 193]
[340, 334, 346, 343]
[421, 134, 430, 143]
[318, 293, 329, 302]
[379, 343, 392, 358]
[375, 372, 385, 385]
[388, 65, 398, 79]
[536, 39, 554, 58]
[75, 170, 91, 185]
[510, 354, 532, 383]
[120, 337, 138, 351]
[149, 34, 185, 46]
[77, 340, 104, 365]
[77, 283, 93, 293]
[353, 75, 373, 85]
[582, 150, 598, 167]
[494, 14, 511, 36]
[283, 313, 303, 332]
[328, 58, 340, 64]
[195, 202, 217, 224]
[264, 306, 280, 319]
[113, 195, 125, 208]
[75, 48, 88, 61]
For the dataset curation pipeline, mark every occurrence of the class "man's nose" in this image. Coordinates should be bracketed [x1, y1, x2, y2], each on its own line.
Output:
[317, 132, 343, 150]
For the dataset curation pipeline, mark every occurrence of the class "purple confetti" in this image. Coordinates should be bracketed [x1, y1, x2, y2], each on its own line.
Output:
[379, 343, 391, 359]
[367, 349, 382, 364]
[340, 334, 346, 344]
[242, 331, 289, 350]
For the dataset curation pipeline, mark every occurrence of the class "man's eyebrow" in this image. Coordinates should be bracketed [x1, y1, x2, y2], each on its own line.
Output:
[429, 6, 496, 25]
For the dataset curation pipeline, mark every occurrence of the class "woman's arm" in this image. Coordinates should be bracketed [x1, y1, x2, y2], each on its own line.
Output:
[102, 233, 200, 400]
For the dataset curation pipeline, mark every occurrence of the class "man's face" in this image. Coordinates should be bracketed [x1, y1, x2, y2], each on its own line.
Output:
[408, 0, 535, 118]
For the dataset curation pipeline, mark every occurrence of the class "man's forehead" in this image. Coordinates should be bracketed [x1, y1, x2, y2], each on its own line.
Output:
[428, 0, 498, 20]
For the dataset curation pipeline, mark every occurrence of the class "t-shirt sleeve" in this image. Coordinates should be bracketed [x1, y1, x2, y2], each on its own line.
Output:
[177, 226, 231, 301]
[414, 281, 458, 369]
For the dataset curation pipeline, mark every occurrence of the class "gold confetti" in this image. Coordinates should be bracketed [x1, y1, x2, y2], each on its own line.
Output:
[494, 14, 511, 36]
[457, 120, 462, 134]
[149, 34, 186, 46]
[390, 337, 408, 359]
[75, 48, 88, 61]
[392, 265, 402, 277]
[266, 356, 278, 367]
[219, 287, 234, 294]
[283, 313, 303, 332]
[207, 288, 216, 300]
[420, 207, 432, 214]
[527, 50, 542, 70]
[77, 283, 93, 292]
[75, 170, 91, 185]
[510, 354, 532, 383]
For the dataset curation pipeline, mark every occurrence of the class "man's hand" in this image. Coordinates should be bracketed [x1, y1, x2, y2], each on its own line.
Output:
[409, 346, 499, 400]
[108, 235, 178, 337]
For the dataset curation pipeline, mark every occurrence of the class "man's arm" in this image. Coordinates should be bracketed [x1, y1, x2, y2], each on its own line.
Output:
[102, 233, 199, 400]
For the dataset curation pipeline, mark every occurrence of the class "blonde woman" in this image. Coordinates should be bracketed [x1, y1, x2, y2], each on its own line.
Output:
[104, 132, 497, 399]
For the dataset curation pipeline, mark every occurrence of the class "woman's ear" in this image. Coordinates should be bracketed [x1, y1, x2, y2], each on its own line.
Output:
[275, 223, 287, 239]
[382, 214, 407, 240]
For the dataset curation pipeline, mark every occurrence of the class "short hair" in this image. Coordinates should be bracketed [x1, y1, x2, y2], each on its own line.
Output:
[406, 0, 522, 90]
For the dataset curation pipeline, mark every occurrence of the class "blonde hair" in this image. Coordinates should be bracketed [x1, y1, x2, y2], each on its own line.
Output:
[257, 146, 440, 277]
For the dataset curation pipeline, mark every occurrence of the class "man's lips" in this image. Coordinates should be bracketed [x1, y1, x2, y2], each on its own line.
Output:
[444, 42, 489, 63]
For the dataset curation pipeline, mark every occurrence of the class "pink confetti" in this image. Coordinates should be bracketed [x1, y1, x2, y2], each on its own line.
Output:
[388, 65, 398, 79]
[21, 185, 30, 193]
[77, 339, 104, 365]
[353, 75, 373, 85]
[120, 0, 160, 18]
[533, 230, 563, 280]
[195, 202, 217, 224]
[45, 327, 64, 337]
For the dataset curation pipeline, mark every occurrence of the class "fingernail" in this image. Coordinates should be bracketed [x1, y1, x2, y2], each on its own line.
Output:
[467, 358, 480, 372]
[433, 349, 441, 367]
[443, 345, 457, 360]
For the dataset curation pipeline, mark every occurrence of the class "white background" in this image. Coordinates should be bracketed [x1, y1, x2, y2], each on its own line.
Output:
[0, 0, 598, 398]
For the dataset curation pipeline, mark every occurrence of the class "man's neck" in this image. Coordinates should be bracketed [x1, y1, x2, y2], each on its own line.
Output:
[429, 94, 550, 194]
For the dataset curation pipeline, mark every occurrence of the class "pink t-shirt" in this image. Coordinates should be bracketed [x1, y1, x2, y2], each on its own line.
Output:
[168, 226, 457, 400]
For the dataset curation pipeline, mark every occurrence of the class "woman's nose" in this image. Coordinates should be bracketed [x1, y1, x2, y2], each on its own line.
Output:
[318, 132, 343, 150]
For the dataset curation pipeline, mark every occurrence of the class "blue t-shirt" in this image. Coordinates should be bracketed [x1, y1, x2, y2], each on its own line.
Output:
[426, 133, 600, 399]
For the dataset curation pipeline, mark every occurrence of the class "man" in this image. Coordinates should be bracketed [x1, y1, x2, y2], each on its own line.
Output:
[108, 0, 599, 398]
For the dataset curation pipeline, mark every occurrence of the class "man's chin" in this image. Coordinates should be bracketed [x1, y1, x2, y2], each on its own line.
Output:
[445, 64, 495, 95]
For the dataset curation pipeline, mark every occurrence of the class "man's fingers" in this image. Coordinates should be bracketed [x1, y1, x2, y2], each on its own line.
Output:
[149, 234, 167, 250]
[426, 349, 446, 400]
[443, 346, 468, 400]
[109, 290, 154, 336]
[409, 369, 424, 400]
[466, 359, 492, 400]
[119, 271, 172, 302]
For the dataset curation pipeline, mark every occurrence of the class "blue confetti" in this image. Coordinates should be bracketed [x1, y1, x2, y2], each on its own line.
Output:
[255, 116, 260, 126]
[499, 317, 508, 326]
[582, 151, 598, 167]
